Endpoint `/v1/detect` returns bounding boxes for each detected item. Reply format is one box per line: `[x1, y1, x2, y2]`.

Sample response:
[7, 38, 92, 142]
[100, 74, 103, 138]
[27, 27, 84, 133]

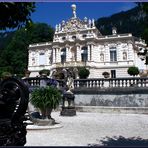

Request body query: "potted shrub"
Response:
[127, 66, 139, 77]
[78, 67, 90, 79]
[102, 72, 110, 78]
[30, 86, 61, 120]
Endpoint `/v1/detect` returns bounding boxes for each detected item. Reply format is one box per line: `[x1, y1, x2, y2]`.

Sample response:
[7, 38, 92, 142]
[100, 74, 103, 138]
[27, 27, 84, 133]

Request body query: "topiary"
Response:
[127, 66, 139, 76]
[78, 67, 90, 79]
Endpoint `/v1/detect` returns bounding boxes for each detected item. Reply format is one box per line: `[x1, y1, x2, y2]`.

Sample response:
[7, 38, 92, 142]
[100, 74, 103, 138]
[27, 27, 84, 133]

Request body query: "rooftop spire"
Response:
[71, 4, 76, 18]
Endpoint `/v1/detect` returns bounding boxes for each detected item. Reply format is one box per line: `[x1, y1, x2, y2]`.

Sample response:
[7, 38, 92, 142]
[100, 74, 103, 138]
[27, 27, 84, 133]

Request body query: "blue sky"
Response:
[31, 2, 136, 28]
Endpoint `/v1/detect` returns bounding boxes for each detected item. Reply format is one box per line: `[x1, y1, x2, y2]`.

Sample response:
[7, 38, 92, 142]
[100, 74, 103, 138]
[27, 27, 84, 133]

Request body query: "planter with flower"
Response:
[29, 80, 62, 125]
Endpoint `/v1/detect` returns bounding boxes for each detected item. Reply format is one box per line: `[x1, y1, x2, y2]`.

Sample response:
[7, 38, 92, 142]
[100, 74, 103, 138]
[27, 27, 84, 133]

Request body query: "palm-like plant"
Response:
[30, 86, 61, 119]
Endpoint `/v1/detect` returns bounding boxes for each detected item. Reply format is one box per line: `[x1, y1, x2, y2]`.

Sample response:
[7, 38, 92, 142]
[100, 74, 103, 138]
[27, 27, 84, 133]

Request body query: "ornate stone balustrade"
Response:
[74, 77, 148, 88]
[23, 77, 148, 90]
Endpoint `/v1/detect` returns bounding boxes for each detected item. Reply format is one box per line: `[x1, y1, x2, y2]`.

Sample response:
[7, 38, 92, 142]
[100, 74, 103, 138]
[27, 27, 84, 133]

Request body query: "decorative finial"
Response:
[92, 19, 95, 27]
[55, 24, 58, 32]
[112, 27, 117, 35]
[62, 20, 65, 26]
[59, 24, 61, 31]
[88, 19, 91, 28]
[71, 4, 76, 18]
[84, 17, 87, 23]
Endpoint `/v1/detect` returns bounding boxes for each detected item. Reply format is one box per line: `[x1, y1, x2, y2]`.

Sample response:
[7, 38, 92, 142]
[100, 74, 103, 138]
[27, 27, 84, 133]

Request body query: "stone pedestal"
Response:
[60, 91, 76, 116]
[60, 107, 76, 116]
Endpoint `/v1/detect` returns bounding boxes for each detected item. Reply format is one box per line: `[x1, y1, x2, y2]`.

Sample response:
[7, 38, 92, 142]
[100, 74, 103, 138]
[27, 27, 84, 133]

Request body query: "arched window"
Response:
[110, 47, 117, 62]
[61, 48, 66, 64]
[81, 46, 88, 62]
[39, 52, 45, 65]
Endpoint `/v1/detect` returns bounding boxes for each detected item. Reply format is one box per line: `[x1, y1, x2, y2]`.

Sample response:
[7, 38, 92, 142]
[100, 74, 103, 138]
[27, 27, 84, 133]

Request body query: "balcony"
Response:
[54, 61, 87, 68]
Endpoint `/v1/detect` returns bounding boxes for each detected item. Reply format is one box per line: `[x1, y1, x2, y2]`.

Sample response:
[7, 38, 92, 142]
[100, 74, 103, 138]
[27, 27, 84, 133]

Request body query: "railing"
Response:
[23, 77, 65, 91]
[23, 77, 148, 90]
[74, 77, 148, 88]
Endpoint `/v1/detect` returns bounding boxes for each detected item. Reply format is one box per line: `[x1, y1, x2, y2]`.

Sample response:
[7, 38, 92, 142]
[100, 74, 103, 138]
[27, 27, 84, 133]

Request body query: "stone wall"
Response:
[73, 87, 148, 113]
[75, 94, 148, 107]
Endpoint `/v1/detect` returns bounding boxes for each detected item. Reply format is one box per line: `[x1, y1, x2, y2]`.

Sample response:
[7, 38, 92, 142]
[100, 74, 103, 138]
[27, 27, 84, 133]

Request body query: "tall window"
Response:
[81, 46, 88, 62]
[61, 48, 66, 64]
[111, 70, 116, 78]
[110, 47, 117, 62]
[39, 53, 46, 65]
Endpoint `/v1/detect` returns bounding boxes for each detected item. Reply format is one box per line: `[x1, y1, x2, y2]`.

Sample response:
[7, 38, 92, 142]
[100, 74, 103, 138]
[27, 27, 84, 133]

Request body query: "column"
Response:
[53, 48, 56, 63]
[76, 45, 81, 61]
[87, 44, 90, 61]
[128, 43, 134, 61]
[56, 48, 61, 63]
[90, 44, 93, 61]
[66, 46, 70, 62]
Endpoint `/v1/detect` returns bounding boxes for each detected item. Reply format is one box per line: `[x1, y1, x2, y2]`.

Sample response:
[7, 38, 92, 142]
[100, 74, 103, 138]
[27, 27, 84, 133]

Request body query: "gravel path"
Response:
[25, 111, 148, 146]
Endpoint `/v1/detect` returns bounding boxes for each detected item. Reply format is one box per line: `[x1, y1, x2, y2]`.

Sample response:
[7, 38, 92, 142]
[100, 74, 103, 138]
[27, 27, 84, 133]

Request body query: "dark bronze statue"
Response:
[0, 77, 29, 146]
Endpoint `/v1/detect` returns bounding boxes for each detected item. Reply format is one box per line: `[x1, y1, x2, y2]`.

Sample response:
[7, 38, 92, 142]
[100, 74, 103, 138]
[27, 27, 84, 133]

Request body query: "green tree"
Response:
[0, 2, 35, 30]
[1, 23, 54, 75]
[137, 3, 148, 44]
[95, 6, 145, 37]
[78, 67, 90, 79]
[127, 66, 140, 77]
[27, 23, 54, 43]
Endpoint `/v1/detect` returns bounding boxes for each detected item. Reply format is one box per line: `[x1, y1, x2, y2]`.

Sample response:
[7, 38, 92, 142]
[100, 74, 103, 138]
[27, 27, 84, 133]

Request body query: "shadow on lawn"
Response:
[88, 136, 148, 147]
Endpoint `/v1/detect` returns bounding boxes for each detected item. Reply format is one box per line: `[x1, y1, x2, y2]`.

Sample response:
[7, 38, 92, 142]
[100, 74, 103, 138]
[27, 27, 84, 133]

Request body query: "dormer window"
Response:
[72, 36, 76, 40]
[62, 36, 66, 40]
[112, 27, 117, 35]
[82, 34, 87, 38]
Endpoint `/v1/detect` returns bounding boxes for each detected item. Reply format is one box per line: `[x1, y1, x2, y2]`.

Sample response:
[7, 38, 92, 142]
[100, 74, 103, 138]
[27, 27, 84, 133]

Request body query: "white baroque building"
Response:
[28, 4, 147, 78]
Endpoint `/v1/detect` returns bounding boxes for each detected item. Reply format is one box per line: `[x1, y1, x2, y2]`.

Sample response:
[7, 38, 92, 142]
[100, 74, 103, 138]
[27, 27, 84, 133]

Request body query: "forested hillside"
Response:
[0, 23, 54, 77]
[95, 6, 146, 37]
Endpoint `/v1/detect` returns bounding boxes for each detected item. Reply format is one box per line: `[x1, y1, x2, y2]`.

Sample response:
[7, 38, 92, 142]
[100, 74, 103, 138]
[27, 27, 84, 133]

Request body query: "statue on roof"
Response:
[71, 4, 77, 18]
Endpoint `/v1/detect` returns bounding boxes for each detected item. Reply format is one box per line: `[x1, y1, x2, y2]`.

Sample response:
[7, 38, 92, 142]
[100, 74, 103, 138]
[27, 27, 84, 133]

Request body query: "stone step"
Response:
[75, 106, 148, 114]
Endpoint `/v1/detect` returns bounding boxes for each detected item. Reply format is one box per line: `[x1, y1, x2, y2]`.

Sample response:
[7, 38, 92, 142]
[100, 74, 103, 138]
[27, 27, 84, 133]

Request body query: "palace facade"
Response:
[28, 4, 147, 78]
